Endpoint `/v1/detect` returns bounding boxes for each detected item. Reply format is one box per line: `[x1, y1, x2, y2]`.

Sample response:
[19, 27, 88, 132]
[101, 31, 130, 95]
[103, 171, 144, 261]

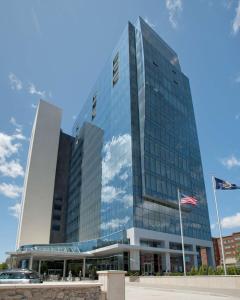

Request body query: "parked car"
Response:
[0, 269, 42, 284]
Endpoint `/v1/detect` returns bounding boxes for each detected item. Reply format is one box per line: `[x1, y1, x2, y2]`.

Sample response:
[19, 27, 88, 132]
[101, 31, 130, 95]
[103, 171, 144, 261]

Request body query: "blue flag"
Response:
[214, 177, 240, 190]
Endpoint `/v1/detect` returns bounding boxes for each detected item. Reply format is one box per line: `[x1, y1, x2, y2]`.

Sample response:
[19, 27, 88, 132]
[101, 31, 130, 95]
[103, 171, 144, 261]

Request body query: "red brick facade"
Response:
[212, 232, 240, 266]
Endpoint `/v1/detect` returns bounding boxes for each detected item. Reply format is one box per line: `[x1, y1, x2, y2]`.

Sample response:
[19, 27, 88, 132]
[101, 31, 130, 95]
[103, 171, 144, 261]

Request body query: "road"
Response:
[126, 282, 240, 300]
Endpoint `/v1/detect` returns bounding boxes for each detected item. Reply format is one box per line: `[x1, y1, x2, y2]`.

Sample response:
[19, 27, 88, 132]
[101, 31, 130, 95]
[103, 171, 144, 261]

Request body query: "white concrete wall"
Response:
[17, 100, 62, 248]
[126, 276, 240, 290]
[127, 227, 215, 268]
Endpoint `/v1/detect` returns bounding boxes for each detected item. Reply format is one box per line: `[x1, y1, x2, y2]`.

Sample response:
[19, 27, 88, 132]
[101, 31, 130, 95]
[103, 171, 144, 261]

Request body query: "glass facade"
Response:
[133, 19, 211, 241]
[65, 17, 211, 244]
[66, 25, 134, 242]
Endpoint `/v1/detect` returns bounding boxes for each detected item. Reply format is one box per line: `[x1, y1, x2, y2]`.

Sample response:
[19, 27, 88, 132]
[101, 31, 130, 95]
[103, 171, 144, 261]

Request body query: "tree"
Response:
[0, 262, 8, 270]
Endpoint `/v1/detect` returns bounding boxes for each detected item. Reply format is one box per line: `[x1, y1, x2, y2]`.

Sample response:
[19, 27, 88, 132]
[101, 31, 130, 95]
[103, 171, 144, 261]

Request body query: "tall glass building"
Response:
[14, 17, 214, 275]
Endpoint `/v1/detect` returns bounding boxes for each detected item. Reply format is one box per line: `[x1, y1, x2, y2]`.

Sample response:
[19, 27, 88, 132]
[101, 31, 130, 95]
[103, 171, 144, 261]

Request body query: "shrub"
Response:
[227, 266, 237, 275]
[189, 267, 198, 275]
[215, 266, 224, 275]
[126, 271, 140, 276]
[0, 263, 8, 270]
[168, 272, 183, 276]
[207, 266, 215, 275]
[198, 265, 208, 275]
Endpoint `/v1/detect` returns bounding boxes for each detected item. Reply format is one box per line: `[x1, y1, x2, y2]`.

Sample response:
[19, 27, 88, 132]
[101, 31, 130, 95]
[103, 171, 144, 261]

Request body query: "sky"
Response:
[0, 0, 240, 262]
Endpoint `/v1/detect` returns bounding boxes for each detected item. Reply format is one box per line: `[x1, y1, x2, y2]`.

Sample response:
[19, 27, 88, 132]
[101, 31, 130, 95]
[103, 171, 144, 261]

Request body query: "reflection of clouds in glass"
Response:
[120, 171, 129, 181]
[102, 185, 124, 203]
[101, 216, 130, 230]
[121, 194, 132, 208]
[101, 133, 133, 209]
[102, 134, 132, 185]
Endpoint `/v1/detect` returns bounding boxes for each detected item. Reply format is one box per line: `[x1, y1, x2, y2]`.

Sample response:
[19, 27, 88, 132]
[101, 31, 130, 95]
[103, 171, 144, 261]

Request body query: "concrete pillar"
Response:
[97, 271, 126, 300]
[29, 256, 33, 270]
[82, 258, 86, 279]
[38, 260, 42, 275]
[165, 253, 171, 272]
[193, 245, 198, 268]
[193, 254, 198, 268]
[162, 241, 171, 273]
[130, 250, 140, 271]
[207, 246, 215, 267]
[161, 252, 171, 272]
[63, 260, 67, 279]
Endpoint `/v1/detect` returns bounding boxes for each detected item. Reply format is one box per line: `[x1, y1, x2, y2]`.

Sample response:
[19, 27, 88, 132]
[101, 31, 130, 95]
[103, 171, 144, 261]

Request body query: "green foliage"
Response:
[189, 267, 198, 275]
[126, 265, 240, 277]
[0, 263, 8, 270]
[207, 266, 215, 275]
[236, 246, 240, 263]
[227, 266, 237, 275]
[198, 265, 208, 275]
[126, 271, 140, 276]
[215, 266, 224, 275]
[168, 272, 183, 276]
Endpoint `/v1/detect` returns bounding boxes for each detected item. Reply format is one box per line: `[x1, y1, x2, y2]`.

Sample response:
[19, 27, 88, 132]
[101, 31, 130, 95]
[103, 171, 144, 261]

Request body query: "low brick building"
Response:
[212, 232, 240, 266]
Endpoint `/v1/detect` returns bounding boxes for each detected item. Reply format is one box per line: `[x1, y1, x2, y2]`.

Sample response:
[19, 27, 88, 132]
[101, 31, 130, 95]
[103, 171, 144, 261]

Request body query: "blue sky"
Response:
[0, 0, 240, 261]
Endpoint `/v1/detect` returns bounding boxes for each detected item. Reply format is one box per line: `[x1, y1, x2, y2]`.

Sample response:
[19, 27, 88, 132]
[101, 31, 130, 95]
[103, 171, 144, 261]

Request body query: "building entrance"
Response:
[144, 263, 153, 275]
[140, 253, 162, 275]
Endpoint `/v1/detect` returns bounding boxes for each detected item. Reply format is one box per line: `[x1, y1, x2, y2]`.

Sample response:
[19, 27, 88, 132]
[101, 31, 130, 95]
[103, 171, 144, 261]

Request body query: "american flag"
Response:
[180, 194, 198, 206]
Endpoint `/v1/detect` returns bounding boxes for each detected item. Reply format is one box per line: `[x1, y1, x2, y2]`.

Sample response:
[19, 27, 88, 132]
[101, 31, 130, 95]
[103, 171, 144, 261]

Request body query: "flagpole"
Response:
[178, 189, 186, 276]
[211, 176, 227, 276]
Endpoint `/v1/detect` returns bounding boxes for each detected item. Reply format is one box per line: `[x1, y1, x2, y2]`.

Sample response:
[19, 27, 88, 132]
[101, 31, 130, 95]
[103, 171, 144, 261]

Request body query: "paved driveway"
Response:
[126, 282, 240, 300]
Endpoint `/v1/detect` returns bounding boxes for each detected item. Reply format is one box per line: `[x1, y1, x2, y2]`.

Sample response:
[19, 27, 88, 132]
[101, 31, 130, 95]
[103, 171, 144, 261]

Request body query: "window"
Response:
[112, 52, 119, 86]
[52, 224, 60, 231]
[54, 197, 62, 202]
[54, 204, 62, 211]
[52, 214, 61, 221]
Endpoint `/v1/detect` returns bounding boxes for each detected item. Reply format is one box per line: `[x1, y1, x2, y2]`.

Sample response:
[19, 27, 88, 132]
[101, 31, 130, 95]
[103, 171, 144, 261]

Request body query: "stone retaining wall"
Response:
[0, 282, 102, 300]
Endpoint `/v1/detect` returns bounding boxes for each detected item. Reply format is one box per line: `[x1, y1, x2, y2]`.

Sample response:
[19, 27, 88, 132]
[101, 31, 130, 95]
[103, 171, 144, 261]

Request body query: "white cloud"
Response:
[102, 134, 132, 185]
[221, 155, 240, 169]
[0, 131, 25, 178]
[0, 160, 24, 178]
[0, 183, 22, 199]
[221, 212, 240, 229]
[31, 103, 37, 109]
[9, 73, 23, 91]
[165, 0, 183, 29]
[28, 83, 46, 98]
[232, 0, 240, 35]
[0, 132, 21, 160]
[10, 117, 22, 130]
[101, 216, 130, 231]
[9, 202, 21, 219]
[144, 17, 156, 28]
[223, 0, 234, 10]
[31, 8, 41, 36]
[235, 74, 240, 83]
